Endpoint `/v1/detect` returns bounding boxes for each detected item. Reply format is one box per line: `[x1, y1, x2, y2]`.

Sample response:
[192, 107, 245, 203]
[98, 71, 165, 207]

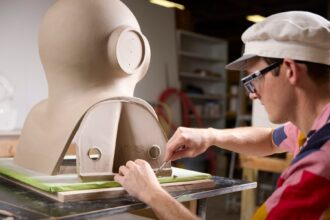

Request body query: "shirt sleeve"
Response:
[272, 122, 300, 155]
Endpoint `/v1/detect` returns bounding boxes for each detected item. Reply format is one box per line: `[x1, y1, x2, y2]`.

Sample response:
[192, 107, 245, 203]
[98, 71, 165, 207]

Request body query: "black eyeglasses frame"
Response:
[241, 62, 281, 94]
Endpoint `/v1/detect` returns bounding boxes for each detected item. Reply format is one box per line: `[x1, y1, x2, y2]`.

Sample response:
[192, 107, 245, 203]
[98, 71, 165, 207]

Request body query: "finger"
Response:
[167, 128, 182, 146]
[135, 159, 147, 165]
[167, 131, 177, 144]
[126, 160, 136, 168]
[118, 165, 129, 176]
[170, 128, 188, 147]
[170, 148, 190, 161]
[164, 145, 180, 161]
[114, 174, 124, 184]
[165, 141, 186, 161]
[163, 148, 172, 162]
[135, 160, 153, 171]
[176, 145, 186, 152]
[165, 135, 183, 161]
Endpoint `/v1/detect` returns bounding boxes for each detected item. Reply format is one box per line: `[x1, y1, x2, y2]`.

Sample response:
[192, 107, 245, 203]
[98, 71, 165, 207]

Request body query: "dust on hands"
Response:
[114, 159, 163, 203]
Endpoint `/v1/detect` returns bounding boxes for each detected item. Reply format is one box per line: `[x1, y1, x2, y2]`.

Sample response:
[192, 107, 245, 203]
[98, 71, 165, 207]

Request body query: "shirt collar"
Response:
[308, 102, 330, 137]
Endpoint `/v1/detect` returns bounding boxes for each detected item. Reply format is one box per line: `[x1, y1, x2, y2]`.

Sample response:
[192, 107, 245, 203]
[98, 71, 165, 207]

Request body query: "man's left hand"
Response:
[114, 159, 164, 203]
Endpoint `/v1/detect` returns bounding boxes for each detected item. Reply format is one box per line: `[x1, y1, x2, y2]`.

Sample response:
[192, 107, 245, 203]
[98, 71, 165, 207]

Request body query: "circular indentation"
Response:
[117, 30, 145, 73]
[149, 145, 161, 159]
[87, 147, 102, 161]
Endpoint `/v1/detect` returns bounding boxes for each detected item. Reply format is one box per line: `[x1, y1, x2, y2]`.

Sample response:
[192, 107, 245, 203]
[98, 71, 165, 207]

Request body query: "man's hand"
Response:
[114, 159, 200, 220]
[164, 127, 213, 162]
[114, 159, 165, 203]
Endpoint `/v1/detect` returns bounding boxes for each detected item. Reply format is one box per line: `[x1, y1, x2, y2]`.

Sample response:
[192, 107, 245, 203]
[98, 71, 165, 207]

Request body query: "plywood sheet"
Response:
[0, 158, 214, 202]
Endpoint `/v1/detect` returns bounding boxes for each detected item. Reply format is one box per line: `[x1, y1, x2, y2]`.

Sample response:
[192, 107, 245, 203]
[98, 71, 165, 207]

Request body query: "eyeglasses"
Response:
[241, 62, 281, 94]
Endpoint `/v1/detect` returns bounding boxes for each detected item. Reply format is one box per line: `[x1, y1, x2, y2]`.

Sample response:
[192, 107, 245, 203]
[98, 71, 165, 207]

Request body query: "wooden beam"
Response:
[57, 179, 215, 202]
[241, 168, 258, 220]
[239, 155, 290, 174]
[239, 153, 293, 220]
[0, 139, 18, 157]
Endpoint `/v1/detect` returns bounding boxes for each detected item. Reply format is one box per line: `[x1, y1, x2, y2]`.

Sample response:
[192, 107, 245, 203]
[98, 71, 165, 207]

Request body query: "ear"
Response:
[283, 58, 300, 85]
[107, 25, 150, 77]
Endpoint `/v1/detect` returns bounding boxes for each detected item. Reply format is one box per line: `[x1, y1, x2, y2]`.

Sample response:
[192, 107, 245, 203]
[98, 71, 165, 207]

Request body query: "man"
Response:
[114, 11, 330, 219]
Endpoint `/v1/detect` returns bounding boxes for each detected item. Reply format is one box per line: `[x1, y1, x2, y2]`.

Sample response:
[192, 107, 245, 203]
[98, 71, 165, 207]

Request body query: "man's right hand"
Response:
[164, 127, 213, 162]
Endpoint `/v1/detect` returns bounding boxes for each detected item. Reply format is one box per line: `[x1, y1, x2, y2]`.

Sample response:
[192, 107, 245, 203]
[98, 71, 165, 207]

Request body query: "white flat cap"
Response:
[226, 11, 330, 70]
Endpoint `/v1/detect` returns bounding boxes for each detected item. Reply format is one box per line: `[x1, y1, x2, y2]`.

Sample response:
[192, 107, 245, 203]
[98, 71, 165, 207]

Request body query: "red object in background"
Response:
[157, 88, 217, 175]
[158, 88, 204, 128]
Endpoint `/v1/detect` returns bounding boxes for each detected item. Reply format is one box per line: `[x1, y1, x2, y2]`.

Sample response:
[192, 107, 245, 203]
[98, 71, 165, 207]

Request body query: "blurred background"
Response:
[0, 1, 328, 219]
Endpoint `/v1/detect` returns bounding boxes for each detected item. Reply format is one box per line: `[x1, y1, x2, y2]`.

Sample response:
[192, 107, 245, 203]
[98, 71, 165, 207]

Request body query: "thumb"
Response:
[164, 149, 172, 162]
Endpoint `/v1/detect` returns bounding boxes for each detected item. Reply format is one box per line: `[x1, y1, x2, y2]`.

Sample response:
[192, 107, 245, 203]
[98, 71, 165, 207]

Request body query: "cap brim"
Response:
[226, 54, 257, 70]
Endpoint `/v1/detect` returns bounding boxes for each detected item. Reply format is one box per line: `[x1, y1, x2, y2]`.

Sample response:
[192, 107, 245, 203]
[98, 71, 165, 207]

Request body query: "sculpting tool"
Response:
[156, 145, 186, 175]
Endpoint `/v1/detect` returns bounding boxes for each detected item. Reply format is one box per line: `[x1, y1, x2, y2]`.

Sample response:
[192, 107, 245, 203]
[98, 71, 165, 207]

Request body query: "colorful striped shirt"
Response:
[253, 103, 330, 220]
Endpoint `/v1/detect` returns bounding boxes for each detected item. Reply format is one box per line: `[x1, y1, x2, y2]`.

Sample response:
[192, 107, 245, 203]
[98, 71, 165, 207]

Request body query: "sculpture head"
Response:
[39, 0, 150, 101]
[14, 0, 152, 174]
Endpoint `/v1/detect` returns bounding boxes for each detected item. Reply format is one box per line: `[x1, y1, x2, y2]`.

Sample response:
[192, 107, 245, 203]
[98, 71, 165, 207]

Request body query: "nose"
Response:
[249, 92, 259, 100]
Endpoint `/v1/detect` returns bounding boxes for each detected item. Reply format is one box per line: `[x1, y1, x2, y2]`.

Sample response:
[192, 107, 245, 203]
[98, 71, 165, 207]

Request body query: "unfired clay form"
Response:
[14, 0, 171, 178]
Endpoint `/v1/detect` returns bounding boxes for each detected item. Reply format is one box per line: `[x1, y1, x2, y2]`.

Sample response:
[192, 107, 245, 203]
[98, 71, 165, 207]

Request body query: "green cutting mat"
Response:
[0, 158, 211, 193]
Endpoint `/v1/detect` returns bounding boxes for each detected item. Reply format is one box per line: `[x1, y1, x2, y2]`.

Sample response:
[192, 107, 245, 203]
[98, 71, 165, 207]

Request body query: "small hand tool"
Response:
[155, 160, 169, 175]
[155, 145, 186, 175]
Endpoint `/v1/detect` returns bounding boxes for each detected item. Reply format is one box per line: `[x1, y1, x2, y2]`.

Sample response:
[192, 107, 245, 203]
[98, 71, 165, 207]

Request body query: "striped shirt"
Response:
[253, 102, 330, 220]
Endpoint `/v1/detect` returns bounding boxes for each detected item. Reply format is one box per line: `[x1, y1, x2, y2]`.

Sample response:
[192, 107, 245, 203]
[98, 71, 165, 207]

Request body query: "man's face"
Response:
[242, 60, 281, 95]
[244, 58, 292, 124]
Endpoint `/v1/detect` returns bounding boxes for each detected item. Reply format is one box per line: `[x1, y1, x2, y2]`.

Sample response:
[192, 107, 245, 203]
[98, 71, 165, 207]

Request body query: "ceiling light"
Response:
[149, 0, 185, 10]
[246, 15, 266, 23]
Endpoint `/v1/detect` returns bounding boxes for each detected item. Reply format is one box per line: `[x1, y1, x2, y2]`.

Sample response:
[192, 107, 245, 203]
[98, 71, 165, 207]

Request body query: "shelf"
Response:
[177, 30, 227, 128]
[179, 51, 225, 62]
[179, 72, 223, 81]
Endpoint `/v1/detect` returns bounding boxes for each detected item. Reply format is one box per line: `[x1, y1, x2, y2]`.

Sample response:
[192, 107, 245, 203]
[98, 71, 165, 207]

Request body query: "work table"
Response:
[0, 175, 256, 219]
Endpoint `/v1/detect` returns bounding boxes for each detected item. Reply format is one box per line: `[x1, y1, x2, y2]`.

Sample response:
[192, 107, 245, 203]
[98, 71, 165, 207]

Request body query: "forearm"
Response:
[207, 127, 283, 156]
[145, 189, 200, 220]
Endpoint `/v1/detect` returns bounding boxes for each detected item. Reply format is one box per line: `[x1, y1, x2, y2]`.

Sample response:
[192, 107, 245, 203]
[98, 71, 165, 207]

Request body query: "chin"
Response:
[267, 113, 285, 125]
[270, 117, 288, 125]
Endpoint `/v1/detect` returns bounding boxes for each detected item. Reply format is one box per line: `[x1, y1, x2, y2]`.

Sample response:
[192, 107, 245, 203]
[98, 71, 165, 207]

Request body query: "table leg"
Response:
[197, 198, 207, 219]
[241, 168, 258, 220]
